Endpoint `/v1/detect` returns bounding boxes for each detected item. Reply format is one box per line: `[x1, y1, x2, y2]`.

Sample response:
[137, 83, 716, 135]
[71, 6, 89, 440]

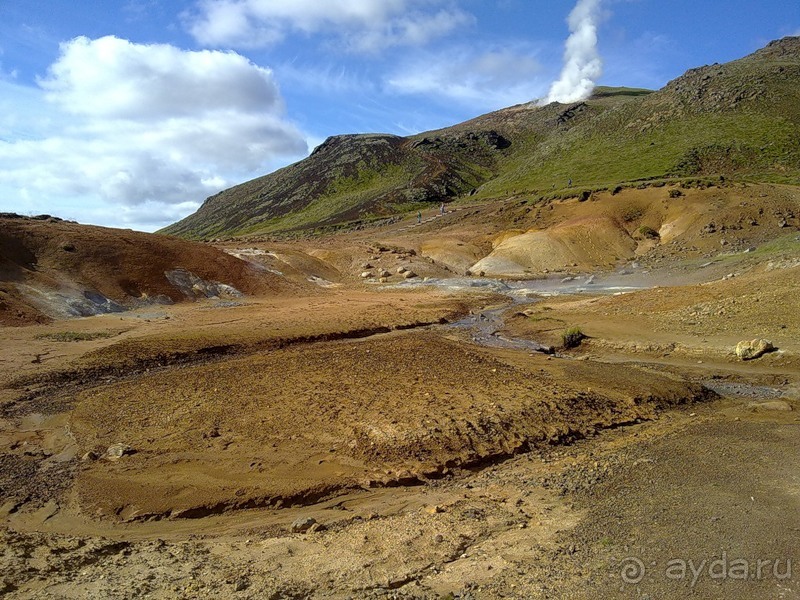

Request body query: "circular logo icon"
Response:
[621, 557, 646, 584]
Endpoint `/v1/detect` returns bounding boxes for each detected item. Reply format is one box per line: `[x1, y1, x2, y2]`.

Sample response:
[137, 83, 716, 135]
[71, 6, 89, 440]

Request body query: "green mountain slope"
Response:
[162, 37, 800, 240]
[161, 131, 508, 239]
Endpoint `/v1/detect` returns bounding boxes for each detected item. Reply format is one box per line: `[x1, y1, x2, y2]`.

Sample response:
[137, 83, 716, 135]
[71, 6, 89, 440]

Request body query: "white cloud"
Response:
[276, 62, 376, 96]
[185, 0, 474, 53]
[386, 46, 547, 110]
[39, 36, 285, 120]
[0, 36, 307, 231]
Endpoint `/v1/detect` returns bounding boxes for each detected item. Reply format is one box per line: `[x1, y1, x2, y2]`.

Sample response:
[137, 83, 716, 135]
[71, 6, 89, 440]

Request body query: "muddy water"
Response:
[395, 271, 655, 351]
[395, 272, 790, 402]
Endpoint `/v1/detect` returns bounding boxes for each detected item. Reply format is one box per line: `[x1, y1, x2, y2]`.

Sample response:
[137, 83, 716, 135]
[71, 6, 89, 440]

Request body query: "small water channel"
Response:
[394, 271, 656, 352]
[395, 271, 789, 400]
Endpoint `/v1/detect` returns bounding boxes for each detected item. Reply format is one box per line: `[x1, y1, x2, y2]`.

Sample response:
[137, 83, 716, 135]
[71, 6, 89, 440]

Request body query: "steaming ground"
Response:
[545, 0, 604, 104]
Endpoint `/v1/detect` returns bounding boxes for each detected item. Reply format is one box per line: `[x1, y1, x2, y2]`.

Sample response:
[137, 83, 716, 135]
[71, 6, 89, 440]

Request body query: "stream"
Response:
[395, 271, 655, 352]
[395, 271, 788, 400]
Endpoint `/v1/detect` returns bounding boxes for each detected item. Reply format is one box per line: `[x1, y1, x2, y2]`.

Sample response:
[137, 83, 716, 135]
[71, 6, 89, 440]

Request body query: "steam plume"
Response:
[546, 0, 603, 104]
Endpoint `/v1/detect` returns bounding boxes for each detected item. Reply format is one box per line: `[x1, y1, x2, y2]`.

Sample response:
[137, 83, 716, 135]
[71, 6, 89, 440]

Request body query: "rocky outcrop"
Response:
[290, 517, 316, 533]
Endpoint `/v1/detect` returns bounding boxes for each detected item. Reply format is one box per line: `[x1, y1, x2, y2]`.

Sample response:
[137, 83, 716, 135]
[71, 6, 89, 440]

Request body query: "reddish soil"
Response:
[0, 215, 305, 326]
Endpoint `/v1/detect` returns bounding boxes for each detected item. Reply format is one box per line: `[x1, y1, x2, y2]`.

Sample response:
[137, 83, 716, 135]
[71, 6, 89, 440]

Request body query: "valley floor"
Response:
[1, 187, 799, 599]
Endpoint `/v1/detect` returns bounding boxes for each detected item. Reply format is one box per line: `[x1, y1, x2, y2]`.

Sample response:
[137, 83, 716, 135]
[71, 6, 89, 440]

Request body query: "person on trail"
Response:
[417, 211, 422, 224]
[568, 178, 572, 187]
[440, 202, 445, 215]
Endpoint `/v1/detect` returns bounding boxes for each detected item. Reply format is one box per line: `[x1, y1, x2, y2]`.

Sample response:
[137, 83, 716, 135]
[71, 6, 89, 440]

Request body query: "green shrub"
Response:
[562, 326, 586, 349]
[638, 225, 660, 239]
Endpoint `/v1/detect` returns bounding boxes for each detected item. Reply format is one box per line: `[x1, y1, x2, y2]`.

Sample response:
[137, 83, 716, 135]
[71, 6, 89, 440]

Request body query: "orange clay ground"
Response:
[1, 184, 799, 599]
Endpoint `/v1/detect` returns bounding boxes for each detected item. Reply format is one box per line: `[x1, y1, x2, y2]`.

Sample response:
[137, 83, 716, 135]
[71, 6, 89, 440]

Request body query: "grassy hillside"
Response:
[478, 41, 800, 196]
[162, 36, 800, 240]
[162, 132, 505, 239]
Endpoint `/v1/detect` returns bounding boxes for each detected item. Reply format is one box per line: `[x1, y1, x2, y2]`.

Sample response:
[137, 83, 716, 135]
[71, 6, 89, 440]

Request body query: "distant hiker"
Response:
[568, 178, 573, 187]
[440, 202, 445, 215]
[417, 211, 422, 224]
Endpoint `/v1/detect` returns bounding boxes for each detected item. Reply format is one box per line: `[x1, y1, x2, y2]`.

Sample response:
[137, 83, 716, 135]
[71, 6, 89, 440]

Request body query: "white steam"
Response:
[545, 0, 603, 104]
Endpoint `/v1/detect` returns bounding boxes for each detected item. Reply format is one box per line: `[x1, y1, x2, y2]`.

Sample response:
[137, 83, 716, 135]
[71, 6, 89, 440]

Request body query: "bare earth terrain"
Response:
[1, 183, 799, 599]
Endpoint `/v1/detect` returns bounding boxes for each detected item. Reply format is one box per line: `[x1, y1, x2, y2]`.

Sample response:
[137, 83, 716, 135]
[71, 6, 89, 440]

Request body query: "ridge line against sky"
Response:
[0, 0, 798, 232]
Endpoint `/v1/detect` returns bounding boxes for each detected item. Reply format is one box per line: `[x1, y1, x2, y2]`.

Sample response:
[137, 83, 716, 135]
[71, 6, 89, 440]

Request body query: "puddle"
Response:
[449, 305, 554, 352]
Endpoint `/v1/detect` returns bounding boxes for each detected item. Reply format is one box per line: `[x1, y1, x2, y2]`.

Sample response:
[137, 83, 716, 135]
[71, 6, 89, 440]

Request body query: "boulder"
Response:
[403, 271, 418, 279]
[105, 443, 133, 461]
[748, 400, 793, 412]
[380, 270, 391, 278]
[735, 339, 775, 360]
[360, 271, 374, 279]
[290, 517, 317, 533]
[397, 266, 407, 274]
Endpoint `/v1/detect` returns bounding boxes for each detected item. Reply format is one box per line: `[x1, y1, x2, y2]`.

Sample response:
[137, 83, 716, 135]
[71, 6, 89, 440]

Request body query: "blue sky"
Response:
[0, 0, 797, 231]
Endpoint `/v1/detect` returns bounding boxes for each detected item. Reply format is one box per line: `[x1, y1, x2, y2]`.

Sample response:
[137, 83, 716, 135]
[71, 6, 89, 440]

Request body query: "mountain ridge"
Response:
[161, 36, 800, 240]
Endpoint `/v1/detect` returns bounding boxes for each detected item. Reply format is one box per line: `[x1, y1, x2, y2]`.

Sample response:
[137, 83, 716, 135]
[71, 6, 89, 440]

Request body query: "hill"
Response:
[0, 214, 303, 325]
[161, 130, 509, 239]
[162, 37, 800, 240]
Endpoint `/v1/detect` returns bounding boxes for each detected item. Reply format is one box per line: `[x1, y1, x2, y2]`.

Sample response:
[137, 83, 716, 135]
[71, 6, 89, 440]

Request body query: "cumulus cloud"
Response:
[386, 46, 546, 110]
[40, 36, 285, 120]
[185, 0, 473, 53]
[0, 36, 307, 230]
[546, 0, 604, 104]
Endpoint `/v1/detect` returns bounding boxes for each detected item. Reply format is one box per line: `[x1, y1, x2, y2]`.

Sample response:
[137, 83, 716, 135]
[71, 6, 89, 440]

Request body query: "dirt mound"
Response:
[376, 183, 799, 280]
[67, 331, 709, 521]
[420, 237, 486, 274]
[469, 216, 637, 277]
[0, 216, 305, 325]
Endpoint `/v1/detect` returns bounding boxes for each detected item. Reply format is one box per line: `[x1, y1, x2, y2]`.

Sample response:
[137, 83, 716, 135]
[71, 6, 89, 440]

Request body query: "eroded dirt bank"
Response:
[67, 331, 708, 521]
[2, 393, 797, 599]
